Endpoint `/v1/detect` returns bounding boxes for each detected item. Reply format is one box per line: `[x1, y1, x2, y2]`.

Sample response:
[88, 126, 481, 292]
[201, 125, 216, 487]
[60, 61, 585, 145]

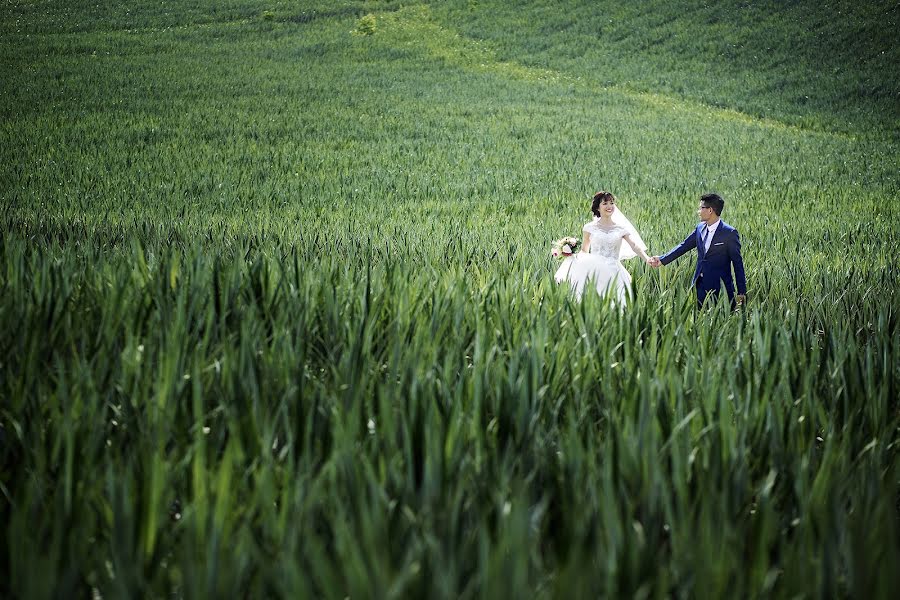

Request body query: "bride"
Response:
[555, 191, 652, 303]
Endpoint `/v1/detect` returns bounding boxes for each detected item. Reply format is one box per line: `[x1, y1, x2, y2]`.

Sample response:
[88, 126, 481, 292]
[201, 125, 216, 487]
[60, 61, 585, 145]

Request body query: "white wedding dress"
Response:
[554, 213, 646, 303]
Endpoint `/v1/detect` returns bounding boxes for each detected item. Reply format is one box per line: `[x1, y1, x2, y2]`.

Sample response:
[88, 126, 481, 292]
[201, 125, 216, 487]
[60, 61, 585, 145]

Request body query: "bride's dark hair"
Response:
[591, 191, 616, 217]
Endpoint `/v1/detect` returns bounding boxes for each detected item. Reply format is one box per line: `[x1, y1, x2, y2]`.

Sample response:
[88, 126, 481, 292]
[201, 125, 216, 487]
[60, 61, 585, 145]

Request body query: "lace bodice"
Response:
[583, 222, 626, 260]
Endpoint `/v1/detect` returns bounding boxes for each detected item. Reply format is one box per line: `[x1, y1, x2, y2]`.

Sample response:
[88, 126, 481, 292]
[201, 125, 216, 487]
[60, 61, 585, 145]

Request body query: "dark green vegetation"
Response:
[432, 0, 900, 136]
[2, 1, 898, 597]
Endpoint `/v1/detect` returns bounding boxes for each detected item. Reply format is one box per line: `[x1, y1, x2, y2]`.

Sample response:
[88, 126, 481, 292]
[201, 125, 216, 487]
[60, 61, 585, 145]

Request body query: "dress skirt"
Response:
[554, 253, 632, 303]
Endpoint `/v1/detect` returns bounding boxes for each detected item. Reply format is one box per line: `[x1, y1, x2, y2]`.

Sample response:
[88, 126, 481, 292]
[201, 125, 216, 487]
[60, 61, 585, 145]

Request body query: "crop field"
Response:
[2, 0, 899, 597]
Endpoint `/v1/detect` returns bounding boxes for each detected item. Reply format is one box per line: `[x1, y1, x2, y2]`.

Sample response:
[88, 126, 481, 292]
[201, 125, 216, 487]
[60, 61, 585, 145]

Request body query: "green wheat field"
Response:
[2, 1, 899, 597]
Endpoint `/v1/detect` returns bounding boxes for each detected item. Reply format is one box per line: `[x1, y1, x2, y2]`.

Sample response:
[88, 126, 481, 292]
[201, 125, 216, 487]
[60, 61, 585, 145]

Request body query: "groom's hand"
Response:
[649, 256, 661, 268]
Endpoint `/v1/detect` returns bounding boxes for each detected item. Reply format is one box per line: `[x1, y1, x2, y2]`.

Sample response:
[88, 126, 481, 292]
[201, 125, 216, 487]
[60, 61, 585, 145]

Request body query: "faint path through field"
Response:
[376, 5, 860, 141]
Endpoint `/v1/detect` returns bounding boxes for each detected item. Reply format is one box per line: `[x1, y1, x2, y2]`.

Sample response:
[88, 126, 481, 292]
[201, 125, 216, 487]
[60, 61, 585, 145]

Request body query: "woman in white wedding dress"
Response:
[555, 191, 652, 303]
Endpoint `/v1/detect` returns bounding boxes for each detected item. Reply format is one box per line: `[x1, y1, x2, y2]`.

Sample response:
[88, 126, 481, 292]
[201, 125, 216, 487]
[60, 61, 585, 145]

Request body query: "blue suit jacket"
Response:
[659, 221, 746, 297]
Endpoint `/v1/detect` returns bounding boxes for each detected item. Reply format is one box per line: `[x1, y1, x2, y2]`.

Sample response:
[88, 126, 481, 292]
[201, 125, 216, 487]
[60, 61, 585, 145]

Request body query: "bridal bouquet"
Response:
[551, 236, 581, 259]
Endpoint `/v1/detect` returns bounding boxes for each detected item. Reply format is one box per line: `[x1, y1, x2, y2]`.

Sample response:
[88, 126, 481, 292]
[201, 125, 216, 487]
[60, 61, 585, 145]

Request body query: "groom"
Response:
[650, 193, 746, 307]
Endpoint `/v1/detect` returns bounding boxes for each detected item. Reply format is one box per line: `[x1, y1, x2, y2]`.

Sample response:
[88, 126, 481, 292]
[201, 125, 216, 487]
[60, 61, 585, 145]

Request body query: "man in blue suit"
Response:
[650, 193, 746, 307]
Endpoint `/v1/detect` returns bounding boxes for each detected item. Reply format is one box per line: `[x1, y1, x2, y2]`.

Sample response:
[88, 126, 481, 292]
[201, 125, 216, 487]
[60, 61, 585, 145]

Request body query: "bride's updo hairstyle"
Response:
[591, 191, 617, 217]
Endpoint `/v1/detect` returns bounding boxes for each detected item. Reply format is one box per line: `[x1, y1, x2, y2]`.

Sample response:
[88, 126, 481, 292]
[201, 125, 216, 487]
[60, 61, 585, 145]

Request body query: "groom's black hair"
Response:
[701, 193, 725, 216]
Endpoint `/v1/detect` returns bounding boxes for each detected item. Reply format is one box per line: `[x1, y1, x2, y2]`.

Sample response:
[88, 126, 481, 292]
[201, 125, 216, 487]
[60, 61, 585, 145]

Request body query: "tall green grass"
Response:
[2, 1, 898, 597]
[431, 0, 900, 137]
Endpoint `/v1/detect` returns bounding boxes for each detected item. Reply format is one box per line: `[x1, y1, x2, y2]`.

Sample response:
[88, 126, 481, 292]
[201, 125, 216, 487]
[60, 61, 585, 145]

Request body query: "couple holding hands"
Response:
[554, 190, 747, 308]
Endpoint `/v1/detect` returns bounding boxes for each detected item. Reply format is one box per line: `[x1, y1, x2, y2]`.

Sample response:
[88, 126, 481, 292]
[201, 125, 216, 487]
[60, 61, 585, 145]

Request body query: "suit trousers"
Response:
[696, 277, 736, 310]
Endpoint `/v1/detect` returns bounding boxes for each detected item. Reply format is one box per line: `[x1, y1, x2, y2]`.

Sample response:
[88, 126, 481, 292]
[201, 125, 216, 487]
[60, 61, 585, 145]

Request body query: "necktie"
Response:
[701, 227, 709, 249]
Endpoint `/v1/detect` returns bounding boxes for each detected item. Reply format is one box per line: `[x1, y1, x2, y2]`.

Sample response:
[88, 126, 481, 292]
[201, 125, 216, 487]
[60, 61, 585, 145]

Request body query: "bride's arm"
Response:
[624, 233, 652, 263]
[581, 231, 591, 253]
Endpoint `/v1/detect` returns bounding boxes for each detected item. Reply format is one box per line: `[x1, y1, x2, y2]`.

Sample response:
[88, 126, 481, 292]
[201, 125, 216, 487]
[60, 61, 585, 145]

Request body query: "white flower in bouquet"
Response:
[551, 236, 581, 259]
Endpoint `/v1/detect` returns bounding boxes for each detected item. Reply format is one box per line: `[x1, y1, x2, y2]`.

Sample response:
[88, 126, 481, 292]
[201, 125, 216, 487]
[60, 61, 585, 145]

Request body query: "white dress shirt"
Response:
[702, 220, 720, 253]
